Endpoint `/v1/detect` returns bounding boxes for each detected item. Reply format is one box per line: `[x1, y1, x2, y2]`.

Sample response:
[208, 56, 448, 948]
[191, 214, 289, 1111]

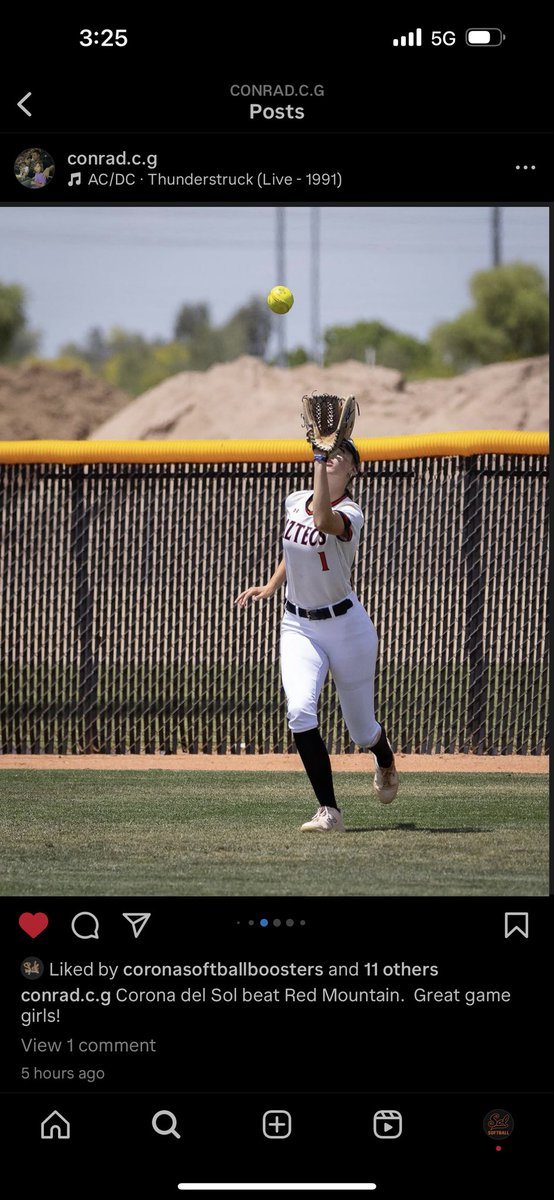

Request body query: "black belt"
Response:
[285, 599, 353, 621]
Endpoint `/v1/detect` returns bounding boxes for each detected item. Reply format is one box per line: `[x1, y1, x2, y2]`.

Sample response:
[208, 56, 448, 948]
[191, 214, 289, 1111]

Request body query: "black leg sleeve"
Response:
[370, 724, 394, 768]
[294, 727, 338, 809]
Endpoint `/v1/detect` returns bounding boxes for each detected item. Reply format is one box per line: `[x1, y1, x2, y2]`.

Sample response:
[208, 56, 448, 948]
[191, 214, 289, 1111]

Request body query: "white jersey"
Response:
[282, 489, 364, 608]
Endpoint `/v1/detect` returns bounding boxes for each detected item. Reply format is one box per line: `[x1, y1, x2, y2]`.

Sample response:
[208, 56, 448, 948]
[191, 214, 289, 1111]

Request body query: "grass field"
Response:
[0, 769, 548, 896]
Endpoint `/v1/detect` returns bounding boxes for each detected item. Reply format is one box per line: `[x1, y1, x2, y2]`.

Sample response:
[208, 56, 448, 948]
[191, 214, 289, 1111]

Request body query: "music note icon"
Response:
[68, 172, 81, 187]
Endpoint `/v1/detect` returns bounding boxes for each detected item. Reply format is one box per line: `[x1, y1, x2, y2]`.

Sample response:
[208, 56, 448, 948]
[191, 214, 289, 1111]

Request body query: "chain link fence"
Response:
[0, 454, 548, 755]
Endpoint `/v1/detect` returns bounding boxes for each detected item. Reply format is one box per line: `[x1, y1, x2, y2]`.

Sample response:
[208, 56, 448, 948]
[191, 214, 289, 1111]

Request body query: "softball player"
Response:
[236, 436, 399, 831]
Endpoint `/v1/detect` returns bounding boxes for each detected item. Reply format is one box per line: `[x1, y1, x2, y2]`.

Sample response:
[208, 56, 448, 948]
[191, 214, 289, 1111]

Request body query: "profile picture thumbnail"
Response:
[14, 148, 55, 190]
[21, 956, 44, 978]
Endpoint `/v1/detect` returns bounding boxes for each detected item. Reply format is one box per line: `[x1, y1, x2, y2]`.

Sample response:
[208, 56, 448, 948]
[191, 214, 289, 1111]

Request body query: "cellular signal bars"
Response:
[392, 29, 422, 46]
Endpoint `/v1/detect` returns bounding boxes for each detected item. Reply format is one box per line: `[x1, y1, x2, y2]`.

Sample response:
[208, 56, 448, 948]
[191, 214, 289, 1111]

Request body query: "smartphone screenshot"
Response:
[1, 20, 550, 1197]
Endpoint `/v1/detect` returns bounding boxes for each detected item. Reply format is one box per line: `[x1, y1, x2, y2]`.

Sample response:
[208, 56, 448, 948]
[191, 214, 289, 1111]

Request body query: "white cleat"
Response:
[301, 806, 345, 832]
[373, 759, 400, 804]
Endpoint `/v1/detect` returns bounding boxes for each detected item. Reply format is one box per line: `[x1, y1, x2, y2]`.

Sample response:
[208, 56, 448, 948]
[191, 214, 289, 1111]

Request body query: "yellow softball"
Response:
[267, 285, 294, 314]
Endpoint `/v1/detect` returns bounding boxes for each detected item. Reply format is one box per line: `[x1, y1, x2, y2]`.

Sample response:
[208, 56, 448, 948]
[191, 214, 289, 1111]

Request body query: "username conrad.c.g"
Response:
[230, 83, 324, 97]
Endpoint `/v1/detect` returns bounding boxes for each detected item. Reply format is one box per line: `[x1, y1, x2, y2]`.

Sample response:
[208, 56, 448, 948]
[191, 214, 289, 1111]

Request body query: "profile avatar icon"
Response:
[21, 956, 44, 978]
[483, 1109, 514, 1139]
[15, 148, 55, 190]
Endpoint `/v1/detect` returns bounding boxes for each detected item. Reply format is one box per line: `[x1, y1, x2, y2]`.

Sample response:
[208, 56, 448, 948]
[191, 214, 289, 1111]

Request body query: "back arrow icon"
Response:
[18, 92, 32, 117]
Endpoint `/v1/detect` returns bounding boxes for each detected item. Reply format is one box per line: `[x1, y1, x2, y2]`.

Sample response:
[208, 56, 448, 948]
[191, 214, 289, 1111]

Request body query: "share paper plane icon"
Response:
[122, 913, 151, 938]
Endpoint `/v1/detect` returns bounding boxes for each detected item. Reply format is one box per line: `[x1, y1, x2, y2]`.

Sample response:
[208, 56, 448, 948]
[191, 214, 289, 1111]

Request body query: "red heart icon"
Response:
[19, 912, 49, 938]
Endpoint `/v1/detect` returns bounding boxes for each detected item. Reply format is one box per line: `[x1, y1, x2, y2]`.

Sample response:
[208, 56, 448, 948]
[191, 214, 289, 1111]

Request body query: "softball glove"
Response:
[301, 392, 358, 458]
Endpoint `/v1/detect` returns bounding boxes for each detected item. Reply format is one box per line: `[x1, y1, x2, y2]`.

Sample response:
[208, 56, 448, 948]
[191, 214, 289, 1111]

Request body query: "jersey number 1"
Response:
[318, 551, 329, 572]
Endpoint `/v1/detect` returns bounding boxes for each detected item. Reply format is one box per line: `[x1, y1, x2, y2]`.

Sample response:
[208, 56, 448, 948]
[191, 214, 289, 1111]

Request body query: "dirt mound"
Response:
[0, 357, 547, 442]
[90, 355, 549, 440]
[0, 365, 131, 440]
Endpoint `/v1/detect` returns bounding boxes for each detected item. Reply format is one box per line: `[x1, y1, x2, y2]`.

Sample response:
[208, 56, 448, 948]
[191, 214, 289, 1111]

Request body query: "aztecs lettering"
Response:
[283, 519, 326, 546]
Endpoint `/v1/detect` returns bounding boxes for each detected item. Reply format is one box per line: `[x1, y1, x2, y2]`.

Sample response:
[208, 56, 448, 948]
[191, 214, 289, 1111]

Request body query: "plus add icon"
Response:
[263, 1110, 292, 1139]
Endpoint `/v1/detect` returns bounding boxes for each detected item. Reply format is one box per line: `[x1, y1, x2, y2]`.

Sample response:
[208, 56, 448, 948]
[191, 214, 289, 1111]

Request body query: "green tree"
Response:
[324, 320, 391, 365]
[221, 296, 271, 358]
[0, 282, 38, 360]
[28, 354, 94, 375]
[186, 327, 229, 370]
[83, 326, 111, 366]
[174, 303, 210, 342]
[5, 326, 41, 360]
[173, 296, 271, 369]
[324, 319, 434, 373]
[100, 328, 190, 394]
[430, 262, 548, 371]
[286, 346, 309, 367]
[60, 326, 111, 367]
[376, 332, 434, 373]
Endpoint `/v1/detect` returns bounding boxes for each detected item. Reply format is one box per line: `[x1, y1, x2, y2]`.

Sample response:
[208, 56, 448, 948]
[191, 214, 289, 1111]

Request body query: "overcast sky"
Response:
[1, 206, 548, 358]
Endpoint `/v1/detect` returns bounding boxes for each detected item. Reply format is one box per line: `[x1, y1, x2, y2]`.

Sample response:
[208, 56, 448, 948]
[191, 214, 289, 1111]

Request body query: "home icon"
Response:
[41, 1110, 71, 1139]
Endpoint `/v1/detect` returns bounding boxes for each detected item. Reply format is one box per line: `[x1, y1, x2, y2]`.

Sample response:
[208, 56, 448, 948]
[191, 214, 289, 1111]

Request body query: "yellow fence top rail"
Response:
[0, 431, 548, 464]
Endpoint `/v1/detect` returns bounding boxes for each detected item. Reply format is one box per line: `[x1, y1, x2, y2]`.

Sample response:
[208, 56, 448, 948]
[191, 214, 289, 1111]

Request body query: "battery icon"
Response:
[466, 28, 505, 45]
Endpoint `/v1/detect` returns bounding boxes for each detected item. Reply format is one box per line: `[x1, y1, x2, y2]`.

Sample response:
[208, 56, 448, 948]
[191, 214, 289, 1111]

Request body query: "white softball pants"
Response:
[280, 591, 382, 748]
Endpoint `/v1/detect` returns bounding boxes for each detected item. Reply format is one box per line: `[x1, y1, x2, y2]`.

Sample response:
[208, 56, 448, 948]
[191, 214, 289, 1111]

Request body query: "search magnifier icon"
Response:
[152, 1110, 181, 1139]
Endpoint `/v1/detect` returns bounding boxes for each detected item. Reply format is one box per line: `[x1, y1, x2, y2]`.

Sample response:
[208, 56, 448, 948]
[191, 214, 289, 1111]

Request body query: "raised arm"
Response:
[311, 458, 347, 536]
